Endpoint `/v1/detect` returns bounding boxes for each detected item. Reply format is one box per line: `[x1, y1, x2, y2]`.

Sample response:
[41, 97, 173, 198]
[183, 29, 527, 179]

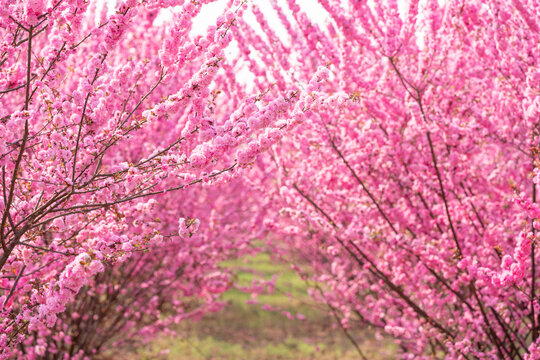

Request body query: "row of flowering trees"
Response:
[258, 0, 540, 358]
[0, 0, 280, 357]
[1, 0, 539, 358]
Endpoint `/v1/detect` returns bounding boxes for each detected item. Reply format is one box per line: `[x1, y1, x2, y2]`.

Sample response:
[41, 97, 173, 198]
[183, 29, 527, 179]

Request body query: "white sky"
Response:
[189, 0, 330, 37]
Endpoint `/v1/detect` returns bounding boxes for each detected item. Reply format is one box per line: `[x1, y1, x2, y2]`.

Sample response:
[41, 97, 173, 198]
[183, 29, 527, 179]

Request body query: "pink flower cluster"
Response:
[29, 254, 103, 330]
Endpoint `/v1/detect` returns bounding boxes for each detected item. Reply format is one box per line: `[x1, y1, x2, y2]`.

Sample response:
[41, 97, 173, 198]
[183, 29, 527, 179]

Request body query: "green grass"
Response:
[117, 251, 397, 359]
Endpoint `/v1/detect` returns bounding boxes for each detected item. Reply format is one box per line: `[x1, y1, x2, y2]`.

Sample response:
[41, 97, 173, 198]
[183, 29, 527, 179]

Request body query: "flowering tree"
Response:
[253, 0, 540, 358]
[0, 0, 304, 357]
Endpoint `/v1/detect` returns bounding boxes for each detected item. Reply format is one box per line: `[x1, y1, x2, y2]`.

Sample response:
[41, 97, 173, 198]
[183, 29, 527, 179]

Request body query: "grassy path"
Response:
[127, 252, 397, 359]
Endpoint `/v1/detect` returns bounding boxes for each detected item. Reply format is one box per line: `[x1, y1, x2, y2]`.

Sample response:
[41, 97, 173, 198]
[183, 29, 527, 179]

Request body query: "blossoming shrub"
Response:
[254, 0, 540, 358]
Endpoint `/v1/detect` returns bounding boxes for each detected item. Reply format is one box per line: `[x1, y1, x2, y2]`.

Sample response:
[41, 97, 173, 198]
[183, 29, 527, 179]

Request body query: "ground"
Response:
[122, 251, 398, 359]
